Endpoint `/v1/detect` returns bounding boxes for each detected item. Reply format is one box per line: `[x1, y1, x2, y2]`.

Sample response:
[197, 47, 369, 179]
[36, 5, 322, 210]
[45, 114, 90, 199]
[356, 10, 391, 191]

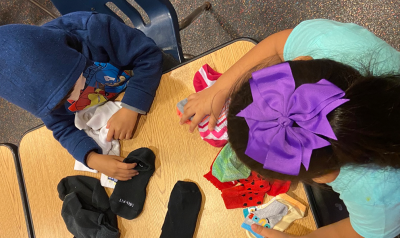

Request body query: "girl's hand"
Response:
[106, 107, 138, 141]
[86, 152, 139, 181]
[251, 224, 297, 238]
[179, 30, 291, 133]
[180, 85, 229, 132]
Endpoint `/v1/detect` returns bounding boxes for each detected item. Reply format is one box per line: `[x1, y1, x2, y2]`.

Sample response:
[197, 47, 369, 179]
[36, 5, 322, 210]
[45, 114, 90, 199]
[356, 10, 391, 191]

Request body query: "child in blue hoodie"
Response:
[0, 11, 163, 180]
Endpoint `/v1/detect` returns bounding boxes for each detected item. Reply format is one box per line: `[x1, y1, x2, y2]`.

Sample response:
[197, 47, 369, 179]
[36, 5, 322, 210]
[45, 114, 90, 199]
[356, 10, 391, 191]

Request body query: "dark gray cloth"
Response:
[162, 51, 180, 72]
[160, 181, 202, 238]
[110, 147, 156, 220]
[58, 176, 120, 238]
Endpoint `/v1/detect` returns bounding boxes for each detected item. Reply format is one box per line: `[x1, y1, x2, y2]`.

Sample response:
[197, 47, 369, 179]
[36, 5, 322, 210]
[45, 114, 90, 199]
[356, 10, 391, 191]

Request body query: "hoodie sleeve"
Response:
[41, 106, 102, 165]
[45, 12, 163, 113]
[84, 13, 163, 112]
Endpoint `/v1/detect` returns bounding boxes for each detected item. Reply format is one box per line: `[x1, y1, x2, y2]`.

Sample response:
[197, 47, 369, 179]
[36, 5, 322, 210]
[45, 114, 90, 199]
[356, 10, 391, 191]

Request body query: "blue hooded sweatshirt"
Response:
[0, 12, 162, 164]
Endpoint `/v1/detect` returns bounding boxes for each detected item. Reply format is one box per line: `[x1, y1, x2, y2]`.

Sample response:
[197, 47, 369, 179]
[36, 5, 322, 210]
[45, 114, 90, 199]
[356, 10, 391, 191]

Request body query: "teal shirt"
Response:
[284, 19, 400, 75]
[328, 166, 400, 238]
[284, 19, 400, 238]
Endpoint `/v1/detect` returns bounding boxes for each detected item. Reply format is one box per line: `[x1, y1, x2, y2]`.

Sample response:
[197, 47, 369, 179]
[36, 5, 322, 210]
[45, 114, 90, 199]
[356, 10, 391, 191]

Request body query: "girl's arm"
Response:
[45, 12, 163, 142]
[251, 218, 363, 238]
[302, 218, 363, 238]
[180, 29, 293, 132]
[44, 12, 163, 113]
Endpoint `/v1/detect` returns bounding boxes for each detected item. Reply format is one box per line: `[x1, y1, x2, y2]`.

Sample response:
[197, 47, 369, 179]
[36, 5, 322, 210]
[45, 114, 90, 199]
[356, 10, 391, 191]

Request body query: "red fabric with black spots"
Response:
[221, 172, 270, 209]
[204, 160, 292, 209]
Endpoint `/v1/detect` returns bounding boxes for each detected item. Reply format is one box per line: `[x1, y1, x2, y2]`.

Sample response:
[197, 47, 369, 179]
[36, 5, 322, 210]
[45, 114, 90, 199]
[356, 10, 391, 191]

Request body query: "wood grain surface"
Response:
[0, 146, 29, 238]
[19, 40, 316, 238]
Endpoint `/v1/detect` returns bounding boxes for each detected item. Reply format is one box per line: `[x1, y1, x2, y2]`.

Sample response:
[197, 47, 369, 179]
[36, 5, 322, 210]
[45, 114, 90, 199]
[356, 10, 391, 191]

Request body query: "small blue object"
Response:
[243, 207, 250, 218]
[51, 0, 183, 63]
[242, 207, 272, 237]
[84, 62, 131, 93]
[241, 223, 264, 238]
[248, 213, 271, 228]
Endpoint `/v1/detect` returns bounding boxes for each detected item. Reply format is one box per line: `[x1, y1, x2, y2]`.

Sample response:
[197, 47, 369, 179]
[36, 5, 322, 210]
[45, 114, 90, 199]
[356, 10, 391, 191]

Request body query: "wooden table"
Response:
[0, 145, 29, 238]
[19, 40, 316, 238]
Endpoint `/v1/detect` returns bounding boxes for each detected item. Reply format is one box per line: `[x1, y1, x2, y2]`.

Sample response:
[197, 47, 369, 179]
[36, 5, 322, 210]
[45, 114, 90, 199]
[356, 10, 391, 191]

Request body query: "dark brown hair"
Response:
[227, 59, 400, 183]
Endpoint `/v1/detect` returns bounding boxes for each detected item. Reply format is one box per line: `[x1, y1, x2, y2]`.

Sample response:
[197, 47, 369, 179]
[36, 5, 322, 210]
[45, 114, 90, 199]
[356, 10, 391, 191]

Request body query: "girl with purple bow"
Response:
[180, 20, 400, 238]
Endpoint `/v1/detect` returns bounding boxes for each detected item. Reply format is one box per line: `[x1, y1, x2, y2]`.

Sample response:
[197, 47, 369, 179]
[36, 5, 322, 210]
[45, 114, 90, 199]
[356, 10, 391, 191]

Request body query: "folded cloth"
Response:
[212, 143, 251, 182]
[177, 64, 229, 147]
[242, 200, 288, 230]
[58, 176, 120, 238]
[204, 149, 240, 190]
[267, 180, 291, 197]
[272, 194, 306, 231]
[206, 167, 290, 209]
[205, 151, 291, 209]
[195, 64, 229, 147]
[75, 101, 121, 156]
[243, 193, 306, 238]
[74, 101, 122, 188]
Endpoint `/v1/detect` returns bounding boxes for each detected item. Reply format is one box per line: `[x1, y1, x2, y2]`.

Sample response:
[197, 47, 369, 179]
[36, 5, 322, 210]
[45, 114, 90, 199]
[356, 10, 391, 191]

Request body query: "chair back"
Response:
[51, 0, 183, 62]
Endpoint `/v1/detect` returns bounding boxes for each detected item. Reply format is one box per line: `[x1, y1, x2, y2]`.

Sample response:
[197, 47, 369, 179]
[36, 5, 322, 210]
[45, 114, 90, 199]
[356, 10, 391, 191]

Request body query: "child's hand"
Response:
[86, 152, 138, 181]
[251, 224, 297, 238]
[106, 107, 139, 142]
[180, 85, 228, 133]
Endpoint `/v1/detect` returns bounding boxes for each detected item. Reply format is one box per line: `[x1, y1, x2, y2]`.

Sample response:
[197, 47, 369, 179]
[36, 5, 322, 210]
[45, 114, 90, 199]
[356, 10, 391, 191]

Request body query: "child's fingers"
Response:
[117, 162, 137, 170]
[251, 224, 271, 236]
[125, 170, 139, 177]
[125, 131, 133, 140]
[118, 169, 138, 177]
[180, 106, 195, 125]
[115, 170, 139, 181]
[118, 131, 126, 140]
[107, 127, 115, 142]
[208, 114, 218, 131]
[251, 224, 290, 238]
[114, 175, 132, 181]
[113, 130, 121, 140]
[189, 114, 204, 132]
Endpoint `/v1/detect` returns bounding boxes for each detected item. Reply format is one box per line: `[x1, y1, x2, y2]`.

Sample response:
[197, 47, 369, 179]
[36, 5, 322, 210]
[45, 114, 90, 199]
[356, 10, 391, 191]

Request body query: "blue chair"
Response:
[50, 0, 211, 65]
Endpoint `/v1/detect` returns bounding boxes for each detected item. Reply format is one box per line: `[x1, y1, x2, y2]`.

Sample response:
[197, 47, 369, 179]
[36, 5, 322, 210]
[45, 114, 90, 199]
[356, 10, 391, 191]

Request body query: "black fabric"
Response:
[304, 183, 349, 228]
[160, 181, 202, 238]
[161, 51, 180, 72]
[57, 176, 119, 238]
[110, 147, 156, 220]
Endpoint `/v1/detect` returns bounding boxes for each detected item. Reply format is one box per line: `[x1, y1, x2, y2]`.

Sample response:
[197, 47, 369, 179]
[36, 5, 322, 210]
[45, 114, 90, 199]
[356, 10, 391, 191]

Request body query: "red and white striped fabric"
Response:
[194, 64, 229, 147]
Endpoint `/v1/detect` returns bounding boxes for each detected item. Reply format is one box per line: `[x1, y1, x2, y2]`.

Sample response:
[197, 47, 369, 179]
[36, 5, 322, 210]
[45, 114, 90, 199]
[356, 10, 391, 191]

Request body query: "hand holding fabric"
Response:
[86, 152, 138, 181]
[251, 224, 297, 238]
[106, 107, 138, 141]
[180, 85, 229, 133]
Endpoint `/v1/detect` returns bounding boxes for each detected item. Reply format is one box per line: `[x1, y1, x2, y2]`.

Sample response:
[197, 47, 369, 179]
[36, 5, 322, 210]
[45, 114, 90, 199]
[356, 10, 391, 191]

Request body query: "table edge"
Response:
[164, 37, 258, 73]
[0, 143, 35, 238]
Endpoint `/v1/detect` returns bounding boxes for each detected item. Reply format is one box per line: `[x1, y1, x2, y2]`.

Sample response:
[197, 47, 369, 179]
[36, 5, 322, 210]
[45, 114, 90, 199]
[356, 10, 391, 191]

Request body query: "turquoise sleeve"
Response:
[283, 19, 400, 75]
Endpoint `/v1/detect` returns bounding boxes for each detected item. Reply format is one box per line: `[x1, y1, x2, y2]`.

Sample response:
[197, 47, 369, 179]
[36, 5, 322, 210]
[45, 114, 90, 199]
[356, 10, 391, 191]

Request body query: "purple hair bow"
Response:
[236, 62, 348, 176]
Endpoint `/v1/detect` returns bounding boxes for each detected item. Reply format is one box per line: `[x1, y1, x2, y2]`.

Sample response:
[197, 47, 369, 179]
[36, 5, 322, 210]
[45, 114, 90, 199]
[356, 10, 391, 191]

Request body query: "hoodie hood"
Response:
[0, 24, 87, 118]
